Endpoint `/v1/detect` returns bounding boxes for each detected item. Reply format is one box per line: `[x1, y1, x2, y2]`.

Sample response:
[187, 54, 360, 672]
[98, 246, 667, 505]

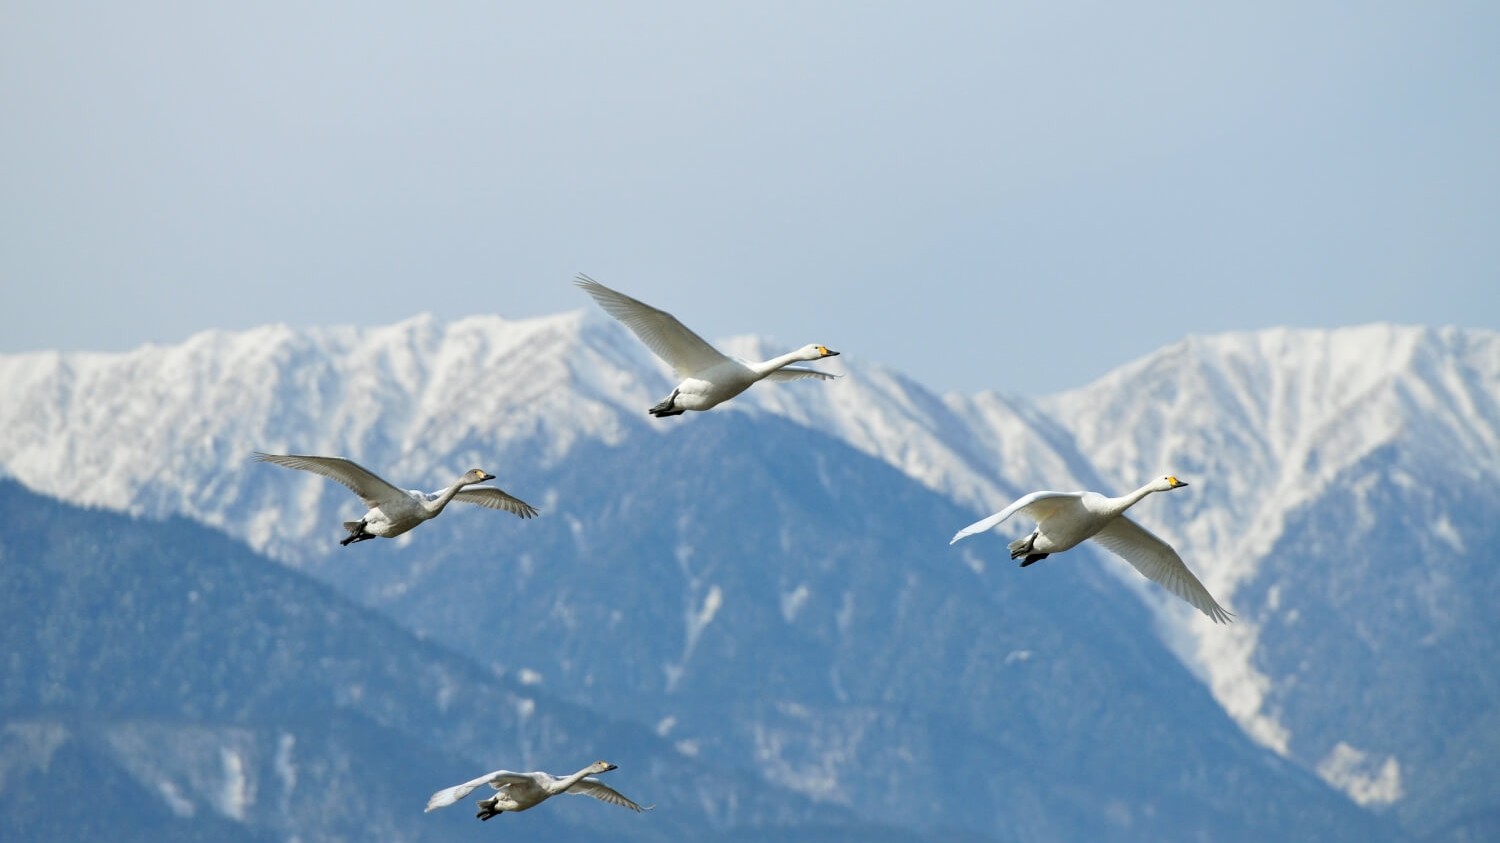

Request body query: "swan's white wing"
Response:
[1090, 516, 1234, 624]
[253, 453, 407, 509]
[566, 778, 653, 812]
[574, 274, 728, 377]
[425, 770, 527, 812]
[762, 366, 840, 383]
[949, 491, 1078, 544]
[452, 487, 540, 519]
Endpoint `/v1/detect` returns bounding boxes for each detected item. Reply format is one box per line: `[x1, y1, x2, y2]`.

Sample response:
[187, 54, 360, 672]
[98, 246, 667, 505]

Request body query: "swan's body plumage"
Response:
[574, 274, 840, 416]
[951, 476, 1232, 623]
[253, 453, 537, 545]
[425, 761, 650, 821]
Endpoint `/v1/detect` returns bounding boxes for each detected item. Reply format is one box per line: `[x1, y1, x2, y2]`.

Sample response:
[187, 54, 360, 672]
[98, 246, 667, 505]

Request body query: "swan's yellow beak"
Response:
[817, 346, 840, 357]
[1167, 476, 1188, 488]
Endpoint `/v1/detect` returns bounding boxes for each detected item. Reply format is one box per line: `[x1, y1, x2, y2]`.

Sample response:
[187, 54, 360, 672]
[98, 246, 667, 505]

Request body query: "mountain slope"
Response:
[0, 480, 954, 843]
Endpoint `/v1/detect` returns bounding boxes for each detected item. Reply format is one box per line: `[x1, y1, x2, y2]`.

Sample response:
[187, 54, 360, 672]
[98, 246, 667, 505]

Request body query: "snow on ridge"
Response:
[1, 317, 1491, 562]
[0, 309, 638, 557]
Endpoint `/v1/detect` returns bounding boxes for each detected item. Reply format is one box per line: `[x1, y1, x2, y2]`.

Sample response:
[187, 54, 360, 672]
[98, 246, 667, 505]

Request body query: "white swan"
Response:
[252, 452, 537, 546]
[425, 760, 652, 820]
[950, 476, 1233, 623]
[574, 273, 841, 417]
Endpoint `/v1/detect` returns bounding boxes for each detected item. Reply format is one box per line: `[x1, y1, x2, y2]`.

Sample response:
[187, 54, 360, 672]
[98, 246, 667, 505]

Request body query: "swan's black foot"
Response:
[340, 529, 374, 547]
[1008, 532, 1038, 560]
[1019, 553, 1049, 567]
[477, 808, 502, 821]
[648, 390, 685, 418]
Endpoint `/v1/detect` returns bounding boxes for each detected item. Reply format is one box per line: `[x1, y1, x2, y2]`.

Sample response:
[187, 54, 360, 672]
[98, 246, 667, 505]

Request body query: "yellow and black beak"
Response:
[819, 346, 840, 357]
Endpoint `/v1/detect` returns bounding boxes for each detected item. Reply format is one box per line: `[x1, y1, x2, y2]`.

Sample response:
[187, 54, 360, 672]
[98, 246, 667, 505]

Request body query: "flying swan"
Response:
[950, 476, 1233, 623]
[574, 273, 841, 417]
[425, 760, 652, 820]
[252, 452, 537, 545]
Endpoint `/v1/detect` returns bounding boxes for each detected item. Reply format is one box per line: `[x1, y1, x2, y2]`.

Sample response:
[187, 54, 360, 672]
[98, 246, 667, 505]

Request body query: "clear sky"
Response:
[3, 2, 1496, 396]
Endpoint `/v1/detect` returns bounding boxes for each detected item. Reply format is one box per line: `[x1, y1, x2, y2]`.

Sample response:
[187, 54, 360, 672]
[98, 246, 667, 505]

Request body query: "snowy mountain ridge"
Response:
[1, 313, 1496, 828]
[1038, 324, 1500, 762]
[0, 309, 1067, 546]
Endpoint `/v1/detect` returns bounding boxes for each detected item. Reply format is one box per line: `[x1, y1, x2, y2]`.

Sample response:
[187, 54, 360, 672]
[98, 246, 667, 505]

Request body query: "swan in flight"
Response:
[425, 760, 652, 820]
[950, 476, 1233, 623]
[574, 273, 840, 417]
[252, 452, 537, 546]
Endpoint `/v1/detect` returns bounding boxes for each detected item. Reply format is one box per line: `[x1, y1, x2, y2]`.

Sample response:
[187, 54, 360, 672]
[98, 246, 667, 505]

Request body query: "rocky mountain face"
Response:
[2, 313, 1495, 841]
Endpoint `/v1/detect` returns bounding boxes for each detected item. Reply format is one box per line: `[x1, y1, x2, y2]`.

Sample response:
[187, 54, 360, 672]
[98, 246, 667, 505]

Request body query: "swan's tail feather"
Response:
[342, 521, 362, 535]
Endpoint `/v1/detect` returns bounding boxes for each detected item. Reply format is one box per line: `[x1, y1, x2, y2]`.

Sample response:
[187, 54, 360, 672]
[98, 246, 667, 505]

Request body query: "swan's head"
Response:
[463, 468, 496, 483]
[801, 344, 840, 360]
[588, 760, 618, 774]
[1156, 475, 1189, 491]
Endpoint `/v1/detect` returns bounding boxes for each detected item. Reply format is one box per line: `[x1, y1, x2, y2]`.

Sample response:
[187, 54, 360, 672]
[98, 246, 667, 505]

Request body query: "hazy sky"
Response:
[3, 2, 1496, 395]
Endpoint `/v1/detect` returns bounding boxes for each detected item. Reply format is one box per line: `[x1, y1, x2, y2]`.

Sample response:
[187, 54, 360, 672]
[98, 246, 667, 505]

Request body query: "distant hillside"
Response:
[0, 480, 950, 843]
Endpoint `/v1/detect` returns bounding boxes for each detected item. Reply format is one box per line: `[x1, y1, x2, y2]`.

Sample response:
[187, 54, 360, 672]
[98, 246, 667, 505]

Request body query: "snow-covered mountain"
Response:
[1, 313, 1495, 841]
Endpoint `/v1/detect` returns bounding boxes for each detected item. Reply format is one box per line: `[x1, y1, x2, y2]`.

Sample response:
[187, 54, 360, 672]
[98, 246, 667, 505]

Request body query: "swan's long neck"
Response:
[552, 766, 598, 794]
[1106, 482, 1160, 517]
[422, 478, 472, 516]
[749, 348, 815, 377]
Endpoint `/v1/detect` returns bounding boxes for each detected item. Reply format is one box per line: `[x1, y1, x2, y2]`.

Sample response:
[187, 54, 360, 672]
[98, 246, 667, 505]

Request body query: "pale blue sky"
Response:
[3, 2, 1496, 395]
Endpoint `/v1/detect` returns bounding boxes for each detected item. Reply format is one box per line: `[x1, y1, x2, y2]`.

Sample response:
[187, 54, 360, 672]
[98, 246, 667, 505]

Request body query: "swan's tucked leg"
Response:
[339, 520, 373, 546]
[476, 798, 504, 821]
[1007, 531, 1038, 560]
[1006, 531, 1049, 566]
[649, 389, 685, 418]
